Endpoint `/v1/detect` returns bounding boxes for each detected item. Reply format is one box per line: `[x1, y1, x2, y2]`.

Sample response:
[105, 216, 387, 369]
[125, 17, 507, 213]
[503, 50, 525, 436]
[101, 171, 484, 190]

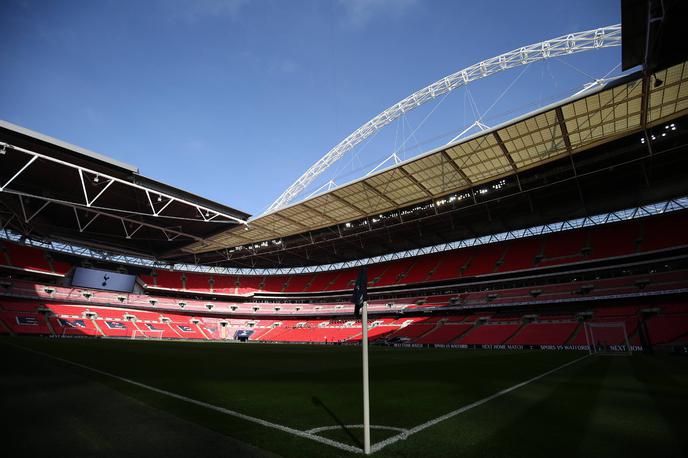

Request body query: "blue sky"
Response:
[0, 0, 622, 216]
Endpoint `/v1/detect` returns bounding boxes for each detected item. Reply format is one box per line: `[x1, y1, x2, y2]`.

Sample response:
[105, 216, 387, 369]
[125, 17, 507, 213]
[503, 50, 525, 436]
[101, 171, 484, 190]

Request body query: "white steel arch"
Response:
[265, 24, 622, 214]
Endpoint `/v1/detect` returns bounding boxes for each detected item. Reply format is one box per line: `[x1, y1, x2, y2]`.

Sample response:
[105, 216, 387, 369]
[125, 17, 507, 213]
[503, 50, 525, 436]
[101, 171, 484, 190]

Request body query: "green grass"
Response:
[2, 336, 687, 457]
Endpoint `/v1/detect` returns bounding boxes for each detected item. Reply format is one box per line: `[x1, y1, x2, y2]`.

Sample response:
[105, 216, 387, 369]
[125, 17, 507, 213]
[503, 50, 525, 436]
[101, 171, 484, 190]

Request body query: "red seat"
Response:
[455, 323, 521, 345]
[508, 322, 578, 345]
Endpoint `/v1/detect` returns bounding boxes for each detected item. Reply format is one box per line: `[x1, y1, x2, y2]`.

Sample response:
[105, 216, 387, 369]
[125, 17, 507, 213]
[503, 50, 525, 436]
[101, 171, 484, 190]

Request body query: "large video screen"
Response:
[71, 267, 136, 292]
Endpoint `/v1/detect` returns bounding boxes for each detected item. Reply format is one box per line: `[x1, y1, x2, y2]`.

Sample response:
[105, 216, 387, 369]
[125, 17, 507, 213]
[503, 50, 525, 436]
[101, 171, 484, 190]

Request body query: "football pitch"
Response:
[2, 337, 687, 457]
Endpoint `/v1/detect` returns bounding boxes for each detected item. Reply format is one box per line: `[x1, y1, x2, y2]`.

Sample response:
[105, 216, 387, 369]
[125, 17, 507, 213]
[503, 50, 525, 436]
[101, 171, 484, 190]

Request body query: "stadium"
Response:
[1, 1, 687, 457]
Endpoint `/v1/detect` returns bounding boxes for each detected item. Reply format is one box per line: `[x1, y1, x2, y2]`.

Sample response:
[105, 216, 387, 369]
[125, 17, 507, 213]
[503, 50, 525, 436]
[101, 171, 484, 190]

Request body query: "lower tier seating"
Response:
[1, 281, 686, 348]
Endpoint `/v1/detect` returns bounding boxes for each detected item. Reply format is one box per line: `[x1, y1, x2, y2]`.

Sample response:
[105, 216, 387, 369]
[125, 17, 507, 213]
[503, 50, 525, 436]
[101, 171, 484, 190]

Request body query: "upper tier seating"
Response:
[463, 243, 506, 276]
[539, 231, 588, 267]
[1, 242, 71, 275]
[640, 212, 688, 253]
[152, 270, 184, 290]
[185, 273, 211, 292]
[136, 211, 688, 296]
[261, 275, 288, 292]
[213, 274, 238, 294]
[283, 273, 315, 292]
[496, 237, 542, 273]
[588, 221, 640, 260]
[237, 276, 261, 294]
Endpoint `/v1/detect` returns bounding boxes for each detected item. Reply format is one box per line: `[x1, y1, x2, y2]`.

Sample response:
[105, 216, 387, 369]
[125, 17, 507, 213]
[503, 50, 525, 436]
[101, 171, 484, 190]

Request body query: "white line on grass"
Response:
[7, 343, 363, 454]
[307, 424, 408, 434]
[370, 354, 589, 453]
[8, 342, 589, 455]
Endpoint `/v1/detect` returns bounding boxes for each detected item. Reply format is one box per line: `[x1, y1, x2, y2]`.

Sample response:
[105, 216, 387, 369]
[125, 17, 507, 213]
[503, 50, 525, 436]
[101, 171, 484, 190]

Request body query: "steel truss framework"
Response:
[191, 57, 688, 254]
[2, 196, 686, 276]
[266, 24, 622, 213]
[0, 141, 247, 243]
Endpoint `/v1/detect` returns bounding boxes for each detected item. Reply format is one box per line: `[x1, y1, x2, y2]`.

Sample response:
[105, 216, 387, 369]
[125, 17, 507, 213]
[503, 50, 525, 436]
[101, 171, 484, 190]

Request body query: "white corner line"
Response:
[6, 343, 363, 454]
[307, 424, 408, 435]
[370, 354, 590, 453]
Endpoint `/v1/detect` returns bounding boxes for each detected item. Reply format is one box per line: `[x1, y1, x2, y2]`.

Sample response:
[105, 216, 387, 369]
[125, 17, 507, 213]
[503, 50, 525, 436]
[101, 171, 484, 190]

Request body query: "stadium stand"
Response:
[132, 211, 688, 297]
[1, 210, 687, 349]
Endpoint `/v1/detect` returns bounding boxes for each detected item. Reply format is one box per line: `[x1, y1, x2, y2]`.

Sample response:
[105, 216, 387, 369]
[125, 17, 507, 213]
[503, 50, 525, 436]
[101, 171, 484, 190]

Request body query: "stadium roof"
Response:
[184, 60, 688, 256]
[0, 120, 250, 258]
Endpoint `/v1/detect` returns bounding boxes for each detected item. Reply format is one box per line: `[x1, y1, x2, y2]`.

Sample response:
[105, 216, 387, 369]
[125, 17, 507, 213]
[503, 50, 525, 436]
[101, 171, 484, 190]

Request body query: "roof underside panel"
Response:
[186, 61, 688, 255]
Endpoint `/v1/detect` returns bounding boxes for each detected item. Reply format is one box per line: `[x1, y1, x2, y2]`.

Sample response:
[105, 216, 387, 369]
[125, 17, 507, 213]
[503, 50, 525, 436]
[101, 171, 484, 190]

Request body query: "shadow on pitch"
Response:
[312, 396, 363, 449]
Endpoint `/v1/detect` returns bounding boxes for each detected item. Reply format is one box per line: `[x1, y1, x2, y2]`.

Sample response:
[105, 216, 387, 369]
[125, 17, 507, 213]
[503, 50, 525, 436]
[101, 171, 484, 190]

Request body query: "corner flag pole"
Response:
[352, 268, 371, 454]
[361, 300, 371, 454]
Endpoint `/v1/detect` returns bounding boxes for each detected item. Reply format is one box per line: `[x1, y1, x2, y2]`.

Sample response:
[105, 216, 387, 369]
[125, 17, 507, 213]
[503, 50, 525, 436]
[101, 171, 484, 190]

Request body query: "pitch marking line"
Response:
[307, 424, 408, 434]
[7, 343, 362, 454]
[9, 342, 588, 455]
[369, 354, 590, 453]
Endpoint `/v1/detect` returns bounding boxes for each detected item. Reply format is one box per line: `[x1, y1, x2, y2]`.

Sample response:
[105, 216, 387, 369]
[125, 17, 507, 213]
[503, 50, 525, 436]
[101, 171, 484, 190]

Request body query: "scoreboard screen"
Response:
[71, 267, 136, 292]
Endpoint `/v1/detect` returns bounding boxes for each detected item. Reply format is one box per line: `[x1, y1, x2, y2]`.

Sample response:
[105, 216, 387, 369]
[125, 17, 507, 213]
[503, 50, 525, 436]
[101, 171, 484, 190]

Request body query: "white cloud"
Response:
[337, 0, 419, 28]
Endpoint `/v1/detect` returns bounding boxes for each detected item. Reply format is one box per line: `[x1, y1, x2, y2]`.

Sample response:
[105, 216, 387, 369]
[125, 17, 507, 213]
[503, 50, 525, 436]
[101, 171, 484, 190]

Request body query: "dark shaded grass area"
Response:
[1, 337, 686, 457]
[0, 338, 278, 458]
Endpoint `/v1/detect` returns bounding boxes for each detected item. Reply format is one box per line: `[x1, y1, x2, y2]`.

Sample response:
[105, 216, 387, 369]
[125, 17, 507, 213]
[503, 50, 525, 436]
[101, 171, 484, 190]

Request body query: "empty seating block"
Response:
[0, 311, 51, 334]
[375, 259, 414, 287]
[456, 323, 521, 345]
[545, 230, 587, 258]
[50, 317, 101, 336]
[641, 211, 688, 252]
[5, 243, 52, 272]
[646, 315, 688, 344]
[415, 324, 473, 344]
[213, 275, 238, 294]
[508, 322, 578, 345]
[306, 271, 340, 292]
[283, 274, 314, 292]
[237, 276, 261, 294]
[262, 275, 288, 292]
[497, 237, 542, 272]
[390, 324, 436, 340]
[589, 222, 639, 259]
[462, 244, 504, 276]
[327, 270, 358, 291]
[185, 273, 211, 291]
[402, 256, 440, 284]
[432, 251, 472, 281]
[154, 270, 184, 289]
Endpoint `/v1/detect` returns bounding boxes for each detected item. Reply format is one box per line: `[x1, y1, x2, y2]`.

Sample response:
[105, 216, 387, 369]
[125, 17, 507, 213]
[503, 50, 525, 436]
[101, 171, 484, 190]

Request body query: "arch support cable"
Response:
[266, 24, 621, 214]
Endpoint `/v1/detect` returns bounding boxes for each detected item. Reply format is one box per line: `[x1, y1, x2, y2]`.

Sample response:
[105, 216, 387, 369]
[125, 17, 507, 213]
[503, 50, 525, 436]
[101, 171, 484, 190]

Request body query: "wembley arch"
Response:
[265, 24, 622, 214]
